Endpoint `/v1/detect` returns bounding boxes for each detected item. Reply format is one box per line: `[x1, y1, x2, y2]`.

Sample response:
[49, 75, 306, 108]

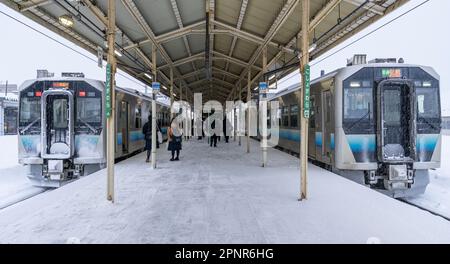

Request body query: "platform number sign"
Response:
[303, 64, 311, 118]
[105, 63, 112, 119]
[259, 82, 268, 93]
[152, 82, 160, 93]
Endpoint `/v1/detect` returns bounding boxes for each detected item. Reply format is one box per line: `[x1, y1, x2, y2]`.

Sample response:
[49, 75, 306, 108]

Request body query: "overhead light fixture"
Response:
[268, 74, 275, 81]
[162, 85, 168, 90]
[253, 87, 258, 91]
[144, 73, 152, 79]
[59, 14, 74, 27]
[173, 93, 177, 96]
[308, 43, 317, 53]
[114, 49, 123, 57]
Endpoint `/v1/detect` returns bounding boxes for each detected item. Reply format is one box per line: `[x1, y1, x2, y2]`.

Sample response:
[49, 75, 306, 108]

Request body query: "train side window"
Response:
[135, 105, 142, 129]
[290, 105, 298, 128]
[282, 106, 289, 127]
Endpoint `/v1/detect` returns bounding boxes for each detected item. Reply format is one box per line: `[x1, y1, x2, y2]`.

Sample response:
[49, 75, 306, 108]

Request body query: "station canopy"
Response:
[2, 0, 408, 102]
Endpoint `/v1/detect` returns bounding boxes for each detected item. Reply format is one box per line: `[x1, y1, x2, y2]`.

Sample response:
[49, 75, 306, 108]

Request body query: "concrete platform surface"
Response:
[1, 138, 450, 244]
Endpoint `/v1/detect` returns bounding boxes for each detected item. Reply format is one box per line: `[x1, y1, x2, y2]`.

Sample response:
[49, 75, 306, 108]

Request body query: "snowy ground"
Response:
[0, 136, 44, 209]
[405, 133, 450, 219]
[0, 137, 450, 244]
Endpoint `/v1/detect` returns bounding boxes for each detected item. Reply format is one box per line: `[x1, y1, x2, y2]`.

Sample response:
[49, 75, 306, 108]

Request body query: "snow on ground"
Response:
[0, 138, 450, 244]
[406, 133, 450, 219]
[0, 135, 19, 169]
[0, 136, 44, 209]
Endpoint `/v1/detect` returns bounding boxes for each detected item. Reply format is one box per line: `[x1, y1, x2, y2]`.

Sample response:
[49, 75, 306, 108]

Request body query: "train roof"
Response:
[18, 77, 170, 107]
[269, 63, 438, 100]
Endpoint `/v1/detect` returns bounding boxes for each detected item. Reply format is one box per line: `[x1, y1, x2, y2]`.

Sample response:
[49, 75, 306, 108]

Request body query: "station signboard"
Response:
[303, 64, 310, 118]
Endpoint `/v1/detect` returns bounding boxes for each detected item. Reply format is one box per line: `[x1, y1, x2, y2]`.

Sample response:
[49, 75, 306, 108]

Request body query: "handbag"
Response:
[157, 131, 163, 144]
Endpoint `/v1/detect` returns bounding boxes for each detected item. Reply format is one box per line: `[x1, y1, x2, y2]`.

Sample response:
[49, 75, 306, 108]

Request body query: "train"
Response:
[269, 56, 441, 198]
[18, 75, 171, 187]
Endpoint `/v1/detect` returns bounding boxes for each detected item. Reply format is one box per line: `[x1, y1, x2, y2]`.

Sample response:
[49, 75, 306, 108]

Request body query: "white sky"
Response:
[0, 0, 449, 114]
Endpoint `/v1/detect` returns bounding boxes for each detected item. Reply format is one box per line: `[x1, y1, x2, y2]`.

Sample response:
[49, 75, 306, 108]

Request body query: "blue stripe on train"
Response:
[416, 134, 439, 152]
[346, 135, 376, 153]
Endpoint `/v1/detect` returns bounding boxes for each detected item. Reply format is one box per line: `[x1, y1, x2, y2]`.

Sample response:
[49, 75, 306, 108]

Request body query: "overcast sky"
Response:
[0, 0, 448, 114]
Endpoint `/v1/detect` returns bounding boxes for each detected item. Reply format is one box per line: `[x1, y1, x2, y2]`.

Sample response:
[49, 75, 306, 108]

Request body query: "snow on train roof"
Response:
[18, 77, 170, 106]
[268, 62, 438, 101]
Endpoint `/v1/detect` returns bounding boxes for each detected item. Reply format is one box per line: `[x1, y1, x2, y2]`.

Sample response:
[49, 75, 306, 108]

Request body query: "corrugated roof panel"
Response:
[176, 0, 205, 25]
[133, 0, 179, 36]
[241, 0, 285, 36]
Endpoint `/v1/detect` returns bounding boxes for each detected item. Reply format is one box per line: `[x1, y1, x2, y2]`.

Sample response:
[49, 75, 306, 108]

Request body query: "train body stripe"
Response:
[346, 135, 376, 153]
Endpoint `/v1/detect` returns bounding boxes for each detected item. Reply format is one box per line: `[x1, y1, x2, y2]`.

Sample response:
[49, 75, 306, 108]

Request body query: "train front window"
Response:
[52, 99, 68, 129]
[416, 88, 439, 119]
[20, 97, 41, 126]
[342, 67, 374, 134]
[77, 97, 101, 124]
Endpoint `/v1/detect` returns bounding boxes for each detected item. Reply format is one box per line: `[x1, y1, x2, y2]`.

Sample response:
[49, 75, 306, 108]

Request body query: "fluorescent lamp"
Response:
[268, 74, 275, 81]
[144, 73, 152, 79]
[173, 93, 177, 96]
[254, 87, 258, 91]
[162, 85, 168, 90]
[114, 50, 123, 57]
[59, 15, 74, 27]
[308, 43, 317, 53]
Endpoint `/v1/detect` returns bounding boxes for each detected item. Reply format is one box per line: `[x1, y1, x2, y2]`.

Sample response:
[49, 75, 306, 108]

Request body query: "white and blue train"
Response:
[17, 75, 171, 187]
[270, 56, 441, 197]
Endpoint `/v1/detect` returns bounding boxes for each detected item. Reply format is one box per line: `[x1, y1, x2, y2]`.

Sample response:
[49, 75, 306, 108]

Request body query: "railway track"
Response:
[400, 199, 450, 222]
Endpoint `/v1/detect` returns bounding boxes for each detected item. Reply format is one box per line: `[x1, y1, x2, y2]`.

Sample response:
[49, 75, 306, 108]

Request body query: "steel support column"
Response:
[106, 0, 116, 202]
[262, 46, 268, 167]
[170, 68, 174, 119]
[151, 45, 157, 169]
[246, 69, 251, 153]
[299, 0, 310, 201]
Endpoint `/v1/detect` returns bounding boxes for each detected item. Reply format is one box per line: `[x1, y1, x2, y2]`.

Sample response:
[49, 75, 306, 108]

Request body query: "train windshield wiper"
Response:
[418, 117, 439, 130]
[347, 111, 371, 131]
[21, 118, 40, 134]
[77, 119, 97, 133]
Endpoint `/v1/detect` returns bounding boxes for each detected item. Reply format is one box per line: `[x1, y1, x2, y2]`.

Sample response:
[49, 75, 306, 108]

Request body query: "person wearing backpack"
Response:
[168, 117, 182, 161]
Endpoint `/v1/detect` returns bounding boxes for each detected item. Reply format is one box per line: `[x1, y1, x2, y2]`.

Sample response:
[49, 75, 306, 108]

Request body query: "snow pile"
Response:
[406, 135, 450, 219]
[0, 138, 449, 244]
[0, 135, 19, 169]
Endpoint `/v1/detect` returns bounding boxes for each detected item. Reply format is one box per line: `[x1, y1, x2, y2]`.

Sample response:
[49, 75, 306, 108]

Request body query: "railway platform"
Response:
[1, 138, 450, 244]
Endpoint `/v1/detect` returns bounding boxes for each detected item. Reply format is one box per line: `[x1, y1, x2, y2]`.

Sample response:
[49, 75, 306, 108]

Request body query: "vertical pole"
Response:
[234, 85, 237, 142]
[238, 84, 242, 146]
[299, 0, 310, 200]
[246, 69, 251, 153]
[262, 46, 268, 167]
[170, 68, 174, 119]
[106, 0, 116, 202]
[151, 45, 157, 169]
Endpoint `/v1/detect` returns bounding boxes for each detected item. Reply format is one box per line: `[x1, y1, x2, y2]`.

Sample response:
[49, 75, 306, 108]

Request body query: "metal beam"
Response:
[121, 0, 192, 98]
[169, 0, 199, 81]
[213, 51, 262, 70]
[19, 0, 52, 12]
[223, 0, 248, 81]
[213, 20, 296, 54]
[344, 0, 386, 15]
[230, 0, 299, 100]
[309, 0, 343, 30]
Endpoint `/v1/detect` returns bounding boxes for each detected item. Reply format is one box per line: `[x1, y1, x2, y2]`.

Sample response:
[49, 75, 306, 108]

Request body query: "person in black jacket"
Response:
[168, 117, 182, 161]
[142, 115, 160, 163]
[210, 120, 218, 147]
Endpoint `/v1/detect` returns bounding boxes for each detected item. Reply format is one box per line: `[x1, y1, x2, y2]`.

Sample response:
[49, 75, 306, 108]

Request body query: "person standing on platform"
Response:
[210, 119, 218, 148]
[168, 117, 182, 161]
[142, 114, 160, 163]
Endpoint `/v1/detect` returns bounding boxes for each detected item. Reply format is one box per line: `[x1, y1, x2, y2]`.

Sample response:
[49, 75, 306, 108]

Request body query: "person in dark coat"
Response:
[223, 116, 232, 143]
[168, 117, 182, 161]
[142, 115, 160, 163]
[210, 120, 218, 147]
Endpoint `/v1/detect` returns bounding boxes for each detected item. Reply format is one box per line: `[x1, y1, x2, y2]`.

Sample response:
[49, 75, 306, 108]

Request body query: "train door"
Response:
[321, 91, 332, 164]
[41, 90, 74, 159]
[377, 80, 416, 162]
[308, 96, 316, 158]
[120, 101, 129, 154]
